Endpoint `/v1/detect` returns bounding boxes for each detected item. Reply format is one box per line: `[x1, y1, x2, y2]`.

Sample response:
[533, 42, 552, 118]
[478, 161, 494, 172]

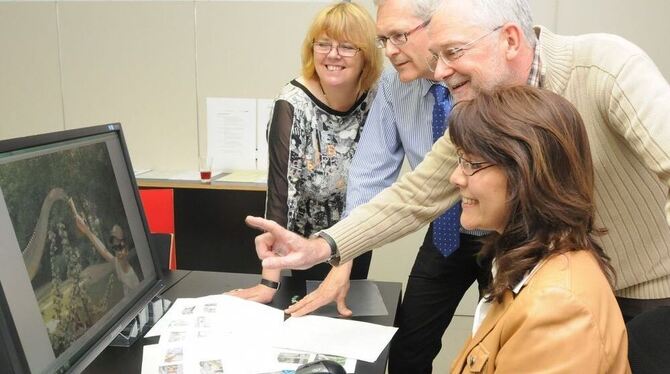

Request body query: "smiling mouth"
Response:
[326, 65, 344, 71]
[462, 196, 478, 205]
[450, 81, 468, 90]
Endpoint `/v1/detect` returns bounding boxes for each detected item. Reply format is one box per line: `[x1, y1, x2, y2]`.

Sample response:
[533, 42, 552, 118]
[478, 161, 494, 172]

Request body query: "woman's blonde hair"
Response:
[301, 2, 382, 93]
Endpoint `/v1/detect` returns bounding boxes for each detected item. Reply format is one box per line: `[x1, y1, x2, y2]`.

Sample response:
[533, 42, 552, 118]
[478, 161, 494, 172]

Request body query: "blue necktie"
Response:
[430, 84, 461, 257]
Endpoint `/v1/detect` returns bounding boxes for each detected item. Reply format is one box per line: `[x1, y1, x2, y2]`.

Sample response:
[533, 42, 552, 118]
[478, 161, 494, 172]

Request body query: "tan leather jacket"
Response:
[451, 251, 630, 373]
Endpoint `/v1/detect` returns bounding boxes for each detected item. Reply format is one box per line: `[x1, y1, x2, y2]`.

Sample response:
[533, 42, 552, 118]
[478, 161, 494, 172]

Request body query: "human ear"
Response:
[501, 23, 524, 60]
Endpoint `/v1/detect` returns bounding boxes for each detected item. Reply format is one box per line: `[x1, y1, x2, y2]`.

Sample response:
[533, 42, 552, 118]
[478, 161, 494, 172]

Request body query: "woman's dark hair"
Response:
[448, 85, 615, 302]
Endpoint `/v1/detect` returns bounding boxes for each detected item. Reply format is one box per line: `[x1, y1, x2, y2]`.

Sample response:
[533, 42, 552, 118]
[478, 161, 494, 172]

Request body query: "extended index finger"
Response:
[245, 216, 283, 234]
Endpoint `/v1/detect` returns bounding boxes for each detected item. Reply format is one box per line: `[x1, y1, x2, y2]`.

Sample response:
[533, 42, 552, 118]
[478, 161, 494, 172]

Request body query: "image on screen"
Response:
[0, 141, 144, 359]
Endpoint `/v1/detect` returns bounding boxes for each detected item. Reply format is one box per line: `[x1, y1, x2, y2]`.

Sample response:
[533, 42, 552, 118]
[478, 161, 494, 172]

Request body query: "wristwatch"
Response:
[260, 278, 280, 290]
[314, 231, 341, 266]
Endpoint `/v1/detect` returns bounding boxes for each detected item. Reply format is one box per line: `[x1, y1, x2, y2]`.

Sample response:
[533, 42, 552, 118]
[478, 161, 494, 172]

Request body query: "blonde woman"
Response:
[230, 1, 382, 305]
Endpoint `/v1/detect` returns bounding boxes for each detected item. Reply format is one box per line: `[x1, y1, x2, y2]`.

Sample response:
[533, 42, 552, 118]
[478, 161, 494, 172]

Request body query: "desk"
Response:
[137, 176, 267, 274]
[85, 271, 402, 374]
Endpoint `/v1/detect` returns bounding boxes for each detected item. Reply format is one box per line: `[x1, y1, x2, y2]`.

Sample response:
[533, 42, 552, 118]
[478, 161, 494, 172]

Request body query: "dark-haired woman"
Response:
[445, 86, 628, 373]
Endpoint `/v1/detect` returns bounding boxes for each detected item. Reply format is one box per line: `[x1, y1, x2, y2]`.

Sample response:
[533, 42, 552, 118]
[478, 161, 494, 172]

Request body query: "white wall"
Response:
[1, 0, 669, 371]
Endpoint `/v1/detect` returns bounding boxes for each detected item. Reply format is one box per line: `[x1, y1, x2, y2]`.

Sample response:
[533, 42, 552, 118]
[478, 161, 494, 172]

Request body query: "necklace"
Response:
[317, 80, 330, 105]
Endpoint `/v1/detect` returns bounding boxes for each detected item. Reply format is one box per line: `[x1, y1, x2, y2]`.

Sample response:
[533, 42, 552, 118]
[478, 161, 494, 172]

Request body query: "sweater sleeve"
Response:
[606, 50, 670, 226]
[265, 100, 293, 228]
[324, 134, 460, 263]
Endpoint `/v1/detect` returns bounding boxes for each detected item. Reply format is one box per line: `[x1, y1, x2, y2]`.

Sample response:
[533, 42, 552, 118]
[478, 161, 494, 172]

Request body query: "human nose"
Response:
[433, 57, 454, 82]
[449, 163, 467, 188]
[327, 45, 342, 58]
[384, 42, 401, 58]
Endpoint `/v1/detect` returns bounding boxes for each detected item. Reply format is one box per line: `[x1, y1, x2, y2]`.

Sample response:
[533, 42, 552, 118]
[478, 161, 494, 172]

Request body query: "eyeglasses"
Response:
[427, 26, 503, 71]
[313, 40, 360, 57]
[109, 238, 127, 252]
[376, 19, 430, 49]
[458, 155, 496, 176]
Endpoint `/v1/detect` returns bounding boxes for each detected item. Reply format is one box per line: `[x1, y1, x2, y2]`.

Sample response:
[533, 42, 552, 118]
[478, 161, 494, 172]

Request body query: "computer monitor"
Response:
[0, 124, 164, 373]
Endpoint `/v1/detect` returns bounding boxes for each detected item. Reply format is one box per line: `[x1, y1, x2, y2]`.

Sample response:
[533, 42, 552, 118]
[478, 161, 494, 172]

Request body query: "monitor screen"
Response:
[0, 124, 163, 373]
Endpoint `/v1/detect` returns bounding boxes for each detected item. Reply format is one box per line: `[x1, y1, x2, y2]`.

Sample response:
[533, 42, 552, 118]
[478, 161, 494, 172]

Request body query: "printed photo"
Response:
[315, 354, 347, 365]
[167, 331, 187, 343]
[199, 359, 224, 374]
[277, 352, 310, 365]
[159, 364, 183, 374]
[164, 346, 184, 363]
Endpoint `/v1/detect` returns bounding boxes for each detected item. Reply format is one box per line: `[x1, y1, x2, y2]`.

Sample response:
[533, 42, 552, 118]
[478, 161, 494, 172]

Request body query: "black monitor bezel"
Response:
[0, 123, 165, 373]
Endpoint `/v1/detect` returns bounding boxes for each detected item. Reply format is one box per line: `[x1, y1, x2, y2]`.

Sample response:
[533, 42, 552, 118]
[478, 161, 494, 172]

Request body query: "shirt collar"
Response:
[421, 78, 445, 97]
[527, 35, 543, 88]
[491, 260, 541, 295]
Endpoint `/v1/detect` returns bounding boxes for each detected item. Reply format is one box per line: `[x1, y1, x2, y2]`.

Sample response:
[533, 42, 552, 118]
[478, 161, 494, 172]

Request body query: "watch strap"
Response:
[315, 231, 340, 266]
[260, 278, 280, 290]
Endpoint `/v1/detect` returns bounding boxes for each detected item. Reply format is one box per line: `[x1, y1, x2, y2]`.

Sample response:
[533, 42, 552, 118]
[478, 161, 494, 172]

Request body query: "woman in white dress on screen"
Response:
[72, 202, 140, 296]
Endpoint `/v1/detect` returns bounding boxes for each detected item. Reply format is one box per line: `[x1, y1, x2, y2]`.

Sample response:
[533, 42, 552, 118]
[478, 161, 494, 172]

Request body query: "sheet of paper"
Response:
[146, 298, 198, 337]
[134, 168, 152, 176]
[135, 169, 201, 181]
[256, 98, 274, 171]
[274, 316, 397, 363]
[207, 97, 257, 171]
[306, 279, 388, 317]
[213, 170, 267, 184]
[141, 344, 160, 374]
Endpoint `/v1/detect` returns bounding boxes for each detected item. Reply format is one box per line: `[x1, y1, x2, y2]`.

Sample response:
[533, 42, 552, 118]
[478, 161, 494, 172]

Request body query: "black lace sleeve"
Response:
[265, 100, 293, 228]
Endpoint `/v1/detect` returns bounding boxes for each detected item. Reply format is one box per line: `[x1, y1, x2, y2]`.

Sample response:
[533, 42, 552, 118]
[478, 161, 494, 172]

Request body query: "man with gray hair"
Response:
[248, 0, 670, 370]
[425, 0, 670, 320]
[284, 0, 491, 372]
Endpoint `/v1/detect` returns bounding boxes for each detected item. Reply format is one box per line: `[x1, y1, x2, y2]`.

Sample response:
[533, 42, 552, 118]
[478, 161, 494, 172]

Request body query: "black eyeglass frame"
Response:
[457, 155, 496, 176]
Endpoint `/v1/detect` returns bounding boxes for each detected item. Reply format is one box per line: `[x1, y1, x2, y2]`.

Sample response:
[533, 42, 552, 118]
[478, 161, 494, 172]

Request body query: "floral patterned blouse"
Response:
[265, 79, 373, 237]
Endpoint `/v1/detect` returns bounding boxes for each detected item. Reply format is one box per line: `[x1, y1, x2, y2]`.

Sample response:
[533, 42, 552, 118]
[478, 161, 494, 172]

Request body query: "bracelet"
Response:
[315, 231, 340, 266]
[260, 278, 280, 290]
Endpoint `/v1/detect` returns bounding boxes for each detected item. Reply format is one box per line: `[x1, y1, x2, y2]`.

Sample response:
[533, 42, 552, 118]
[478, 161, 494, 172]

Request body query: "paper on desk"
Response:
[143, 295, 364, 373]
[146, 298, 197, 337]
[214, 170, 268, 184]
[306, 279, 388, 317]
[274, 315, 398, 363]
[207, 97, 257, 171]
[134, 168, 152, 176]
[141, 344, 160, 374]
[144, 342, 357, 374]
[147, 295, 284, 338]
[136, 169, 201, 181]
[145, 295, 290, 373]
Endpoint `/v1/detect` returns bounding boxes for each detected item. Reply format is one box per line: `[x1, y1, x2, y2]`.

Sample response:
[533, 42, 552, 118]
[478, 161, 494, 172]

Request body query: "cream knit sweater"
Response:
[325, 27, 670, 299]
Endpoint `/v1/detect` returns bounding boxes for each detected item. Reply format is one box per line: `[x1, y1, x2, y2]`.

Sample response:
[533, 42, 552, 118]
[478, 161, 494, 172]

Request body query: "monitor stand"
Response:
[109, 296, 171, 347]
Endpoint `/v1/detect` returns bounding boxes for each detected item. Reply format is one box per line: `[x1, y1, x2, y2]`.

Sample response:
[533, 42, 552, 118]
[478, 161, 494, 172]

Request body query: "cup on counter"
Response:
[199, 157, 213, 183]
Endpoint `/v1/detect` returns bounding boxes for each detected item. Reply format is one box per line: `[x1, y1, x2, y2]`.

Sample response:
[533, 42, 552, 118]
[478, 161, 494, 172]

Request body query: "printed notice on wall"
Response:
[207, 97, 274, 172]
[207, 98, 257, 172]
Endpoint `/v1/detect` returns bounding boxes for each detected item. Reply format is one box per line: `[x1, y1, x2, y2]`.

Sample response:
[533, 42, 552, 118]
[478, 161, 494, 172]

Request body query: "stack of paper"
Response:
[141, 294, 397, 373]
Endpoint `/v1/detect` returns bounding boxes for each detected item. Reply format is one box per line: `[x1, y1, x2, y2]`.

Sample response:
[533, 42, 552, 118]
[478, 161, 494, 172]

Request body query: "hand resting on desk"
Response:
[225, 284, 276, 304]
[245, 216, 331, 270]
[286, 262, 353, 317]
